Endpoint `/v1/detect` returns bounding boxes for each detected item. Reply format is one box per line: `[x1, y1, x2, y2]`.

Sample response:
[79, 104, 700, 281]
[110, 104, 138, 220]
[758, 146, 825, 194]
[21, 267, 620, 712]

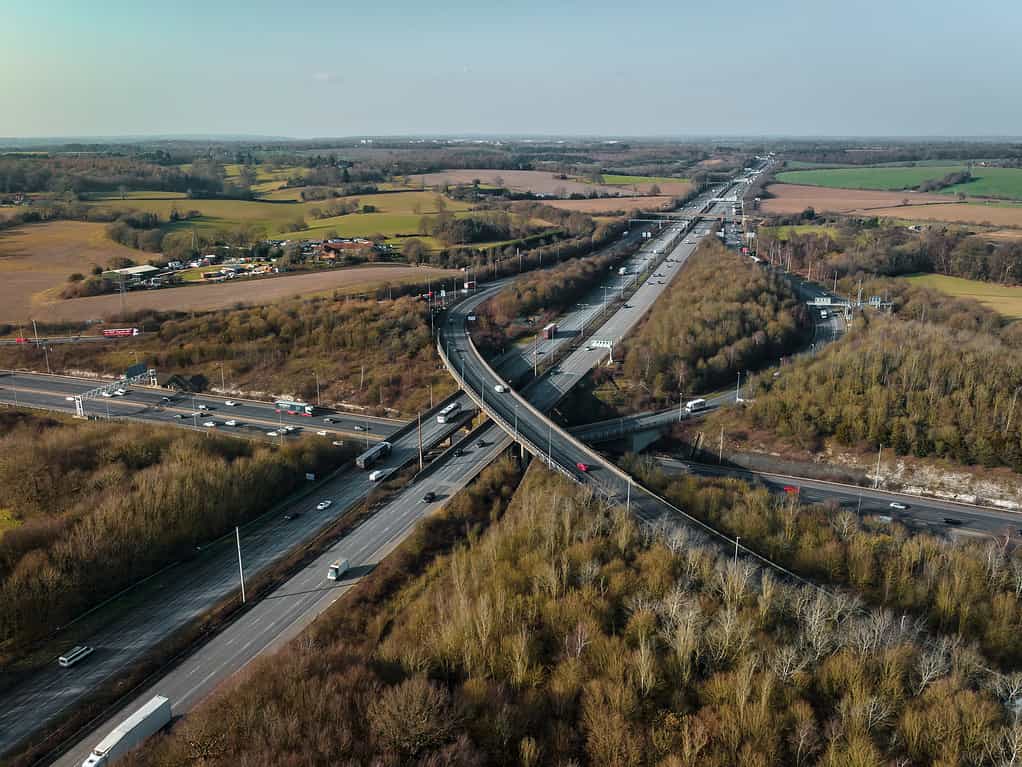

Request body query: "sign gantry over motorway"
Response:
[73, 366, 158, 418]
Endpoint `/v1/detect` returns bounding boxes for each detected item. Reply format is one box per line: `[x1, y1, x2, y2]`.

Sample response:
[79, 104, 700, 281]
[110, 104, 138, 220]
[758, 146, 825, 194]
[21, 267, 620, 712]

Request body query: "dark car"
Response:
[422, 491, 437, 503]
[283, 512, 302, 521]
[943, 517, 963, 526]
[453, 448, 464, 457]
[477, 440, 486, 448]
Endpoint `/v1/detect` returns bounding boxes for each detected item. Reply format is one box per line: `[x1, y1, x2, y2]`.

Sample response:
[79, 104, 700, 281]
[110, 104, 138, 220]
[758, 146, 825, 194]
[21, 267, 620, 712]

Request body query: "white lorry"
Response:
[327, 558, 350, 580]
[82, 695, 171, 766]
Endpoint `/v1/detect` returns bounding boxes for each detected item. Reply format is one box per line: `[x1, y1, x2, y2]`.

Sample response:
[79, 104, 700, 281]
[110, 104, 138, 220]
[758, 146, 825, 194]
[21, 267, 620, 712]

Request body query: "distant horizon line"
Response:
[2, 132, 1022, 146]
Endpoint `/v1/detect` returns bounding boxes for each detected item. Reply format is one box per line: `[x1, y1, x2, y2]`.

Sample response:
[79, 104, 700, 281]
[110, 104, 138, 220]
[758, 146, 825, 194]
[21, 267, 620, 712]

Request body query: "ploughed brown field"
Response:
[0, 221, 150, 323]
[762, 183, 1022, 229]
[541, 196, 675, 213]
[407, 169, 689, 197]
[761, 184, 948, 213]
[10, 265, 460, 324]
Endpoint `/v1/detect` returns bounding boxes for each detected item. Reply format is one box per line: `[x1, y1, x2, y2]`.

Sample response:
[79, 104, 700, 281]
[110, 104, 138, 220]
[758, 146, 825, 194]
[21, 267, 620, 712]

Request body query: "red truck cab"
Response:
[576, 462, 589, 473]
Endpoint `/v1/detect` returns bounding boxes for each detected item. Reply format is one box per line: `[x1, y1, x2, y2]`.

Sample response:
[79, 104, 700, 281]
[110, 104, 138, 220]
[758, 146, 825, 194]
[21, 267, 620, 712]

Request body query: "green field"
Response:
[760, 224, 840, 240]
[905, 273, 1022, 320]
[776, 165, 1022, 201]
[775, 166, 968, 191]
[84, 190, 475, 241]
[600, 174, 686, 185]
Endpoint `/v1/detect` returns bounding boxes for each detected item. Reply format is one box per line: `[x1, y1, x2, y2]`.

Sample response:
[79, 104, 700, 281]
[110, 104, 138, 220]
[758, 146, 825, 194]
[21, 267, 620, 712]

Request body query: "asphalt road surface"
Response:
[657, 456, 1020, 540]
[30, 189, 704, 766]
[21, 183, 719, 764]
[0, 396, 470, 759]
[0, 371, 403, 442]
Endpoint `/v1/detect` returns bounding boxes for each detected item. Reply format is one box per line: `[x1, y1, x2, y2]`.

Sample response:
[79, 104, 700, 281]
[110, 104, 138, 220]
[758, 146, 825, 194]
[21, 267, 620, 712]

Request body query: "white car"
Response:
[203, 421, 216, 428]
[316, 500, 332, 511]
[114, 388, 127, 396]
[100, 391, 113, 398]
[267, 431, 278, 437]
[316, 430, 328, 436]
[494, 384, 507, 393]
[224, 400, 237, 407]
[225, 419, 238, 427]
[65, 396, 75, 401]
[889, 502, 908, 510]
[198, 404, 209, 410]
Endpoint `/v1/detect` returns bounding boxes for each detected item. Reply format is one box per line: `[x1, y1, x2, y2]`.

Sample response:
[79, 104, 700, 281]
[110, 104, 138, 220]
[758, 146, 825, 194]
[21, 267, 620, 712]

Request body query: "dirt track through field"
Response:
[18, 265, 459, 324]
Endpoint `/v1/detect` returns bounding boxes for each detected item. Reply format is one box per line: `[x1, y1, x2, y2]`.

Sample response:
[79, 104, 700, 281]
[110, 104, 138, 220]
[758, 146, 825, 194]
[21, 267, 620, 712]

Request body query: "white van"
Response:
[58, 645, 94, 668]
[369, 469, 386, 482]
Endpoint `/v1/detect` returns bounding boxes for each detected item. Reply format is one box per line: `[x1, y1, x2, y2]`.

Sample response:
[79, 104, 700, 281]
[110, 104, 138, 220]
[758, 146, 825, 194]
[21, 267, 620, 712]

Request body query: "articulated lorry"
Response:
[83, 695, 171, 766]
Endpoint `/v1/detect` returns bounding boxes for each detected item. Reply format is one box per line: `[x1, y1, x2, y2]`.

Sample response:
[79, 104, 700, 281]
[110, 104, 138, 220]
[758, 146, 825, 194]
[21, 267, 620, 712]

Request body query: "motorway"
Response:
[31, 194, 702, 765]
[0, 393, 470, 759]
[658, 457, 1020, 539]
[0, 372, 402, 443]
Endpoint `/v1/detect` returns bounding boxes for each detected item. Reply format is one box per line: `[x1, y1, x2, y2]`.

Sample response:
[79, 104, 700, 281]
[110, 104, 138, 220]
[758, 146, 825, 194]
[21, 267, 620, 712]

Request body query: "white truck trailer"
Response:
[82, 695, 171, 766]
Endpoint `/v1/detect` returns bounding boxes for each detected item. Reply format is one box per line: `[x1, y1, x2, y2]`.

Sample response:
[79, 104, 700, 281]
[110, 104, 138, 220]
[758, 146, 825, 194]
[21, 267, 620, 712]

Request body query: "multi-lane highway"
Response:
[658, 457, 1020, 539]
[0, 372, 402, 442]
[22, 193, 701, 766]
[0, 393, 470, 759]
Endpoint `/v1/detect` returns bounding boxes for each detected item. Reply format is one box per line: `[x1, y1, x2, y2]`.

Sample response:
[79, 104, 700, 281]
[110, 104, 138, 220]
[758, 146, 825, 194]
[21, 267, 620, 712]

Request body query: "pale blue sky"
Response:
[1, 0, 1019, 138]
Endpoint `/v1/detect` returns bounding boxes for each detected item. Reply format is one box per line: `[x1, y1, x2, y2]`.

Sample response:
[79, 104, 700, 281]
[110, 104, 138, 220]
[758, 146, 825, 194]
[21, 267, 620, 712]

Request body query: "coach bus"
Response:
[436, 401, 462, 424]
[356, 441, 392, 470]
[275, 399, 315, 416]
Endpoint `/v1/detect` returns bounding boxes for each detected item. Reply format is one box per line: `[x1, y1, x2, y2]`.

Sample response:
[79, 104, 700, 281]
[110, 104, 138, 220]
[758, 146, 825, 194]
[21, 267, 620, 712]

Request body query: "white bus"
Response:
[436, 402, 462, 424]
[58, 645, 94, 668]
[355, 441, 391, 469]
[685, 398, 707, 414]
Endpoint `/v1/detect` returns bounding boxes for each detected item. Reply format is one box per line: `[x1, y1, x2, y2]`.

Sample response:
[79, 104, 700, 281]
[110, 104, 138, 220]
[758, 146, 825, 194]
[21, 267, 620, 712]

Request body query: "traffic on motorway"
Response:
[0, 371, 402, 443]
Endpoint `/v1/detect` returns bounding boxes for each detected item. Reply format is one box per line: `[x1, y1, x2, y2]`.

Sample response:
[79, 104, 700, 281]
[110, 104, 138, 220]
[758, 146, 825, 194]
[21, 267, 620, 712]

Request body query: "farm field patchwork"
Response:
[760, 184, 948, 213]
[408, 169, 635, 197]
[0, 221, 150, 323]
[83, 190, 473, 240]
[26, 265, 460, 324]
[762, 184, 1022, 228]
[904, 273, 1022, 320]
[775, 165, 1022, 200]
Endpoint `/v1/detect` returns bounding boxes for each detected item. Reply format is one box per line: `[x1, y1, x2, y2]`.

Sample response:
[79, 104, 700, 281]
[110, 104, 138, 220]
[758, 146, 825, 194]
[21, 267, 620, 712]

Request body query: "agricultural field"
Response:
[597, 174, 692, 195]
[26, 264, 459, 324]
[760, 184, 948, 213]
[0, 221, 149, 323]
[776, 164, 1022, 200]
[82, 189, 474, 242]
[762, 183, 1022, 229]
[540, 195, 674, 214]
[408, 169, 628, 197]
[904, 273, 1022, 320]
[759, 223, 840, 240]
[776, 165, 968, 191]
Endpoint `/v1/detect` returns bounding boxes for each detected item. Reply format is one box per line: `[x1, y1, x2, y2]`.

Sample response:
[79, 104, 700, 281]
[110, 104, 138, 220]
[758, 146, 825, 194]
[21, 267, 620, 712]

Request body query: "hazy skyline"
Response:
[3, 0, 1020, 139]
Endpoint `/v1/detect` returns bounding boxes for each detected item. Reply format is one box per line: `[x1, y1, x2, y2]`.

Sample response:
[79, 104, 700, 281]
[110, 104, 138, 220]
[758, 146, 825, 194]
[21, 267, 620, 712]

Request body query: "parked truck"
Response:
[541, 323, 557, 340]
[82, 696, 171, 766]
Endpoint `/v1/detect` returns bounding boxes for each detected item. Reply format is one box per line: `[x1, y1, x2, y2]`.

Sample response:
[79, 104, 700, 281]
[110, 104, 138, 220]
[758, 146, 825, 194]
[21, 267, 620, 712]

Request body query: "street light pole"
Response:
[734, 536, 740, 565]
[314, 369, 321, 407]
[236, 526, 246, 603]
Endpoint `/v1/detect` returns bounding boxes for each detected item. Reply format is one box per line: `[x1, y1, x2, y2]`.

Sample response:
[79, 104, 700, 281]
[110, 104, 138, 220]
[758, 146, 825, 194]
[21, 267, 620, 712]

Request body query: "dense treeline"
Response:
[0, 410, 350, 649]
[126, 465, 1022, 766]
[620, 241, 810, 408]
[628, 456, 1022, 669]
[420, 210, 520, 245]
[0, 155, 223, 196]
[0, 295, 453, 415]
[738, 317, 1022, 469]
[759, 223, 1022, 285]
[472, 245, 630, 356]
